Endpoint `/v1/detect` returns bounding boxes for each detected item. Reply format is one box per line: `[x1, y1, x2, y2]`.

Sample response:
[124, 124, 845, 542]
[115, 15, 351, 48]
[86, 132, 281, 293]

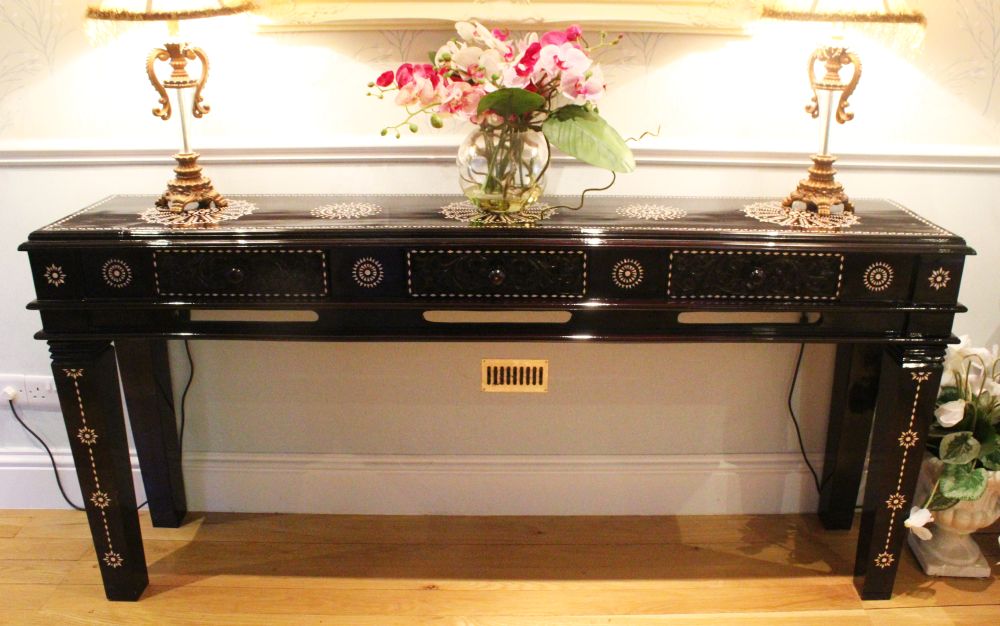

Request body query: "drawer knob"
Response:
[746, 266, 766, 289]
[489, 268, 506, 286]
[226, 266, 245, 285]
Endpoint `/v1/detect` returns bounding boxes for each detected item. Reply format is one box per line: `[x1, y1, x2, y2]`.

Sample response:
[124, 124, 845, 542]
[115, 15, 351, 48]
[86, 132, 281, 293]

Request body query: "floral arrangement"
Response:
[367, 22, 635, 214]
[905, 337, 1000, 540]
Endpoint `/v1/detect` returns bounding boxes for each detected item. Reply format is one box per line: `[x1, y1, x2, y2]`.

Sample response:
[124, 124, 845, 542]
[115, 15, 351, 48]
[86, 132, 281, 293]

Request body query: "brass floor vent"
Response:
[481, 359, 549, 393]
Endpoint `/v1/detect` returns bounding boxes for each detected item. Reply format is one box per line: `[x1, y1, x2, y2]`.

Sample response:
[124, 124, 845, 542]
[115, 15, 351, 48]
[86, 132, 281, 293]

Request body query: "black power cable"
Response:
[6, 339, 194, 512]
[787, 342, 825, 494]
[178, 340, 194, 458]
[7, 399, 84, 511]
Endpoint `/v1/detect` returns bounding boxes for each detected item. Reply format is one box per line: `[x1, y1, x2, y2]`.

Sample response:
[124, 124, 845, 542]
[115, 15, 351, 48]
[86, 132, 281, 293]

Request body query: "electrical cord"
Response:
[178, 340, 194, 459]
[7, 399, 85, 511]
[6, 339, 194, 513]
[787, 342, 825, 495]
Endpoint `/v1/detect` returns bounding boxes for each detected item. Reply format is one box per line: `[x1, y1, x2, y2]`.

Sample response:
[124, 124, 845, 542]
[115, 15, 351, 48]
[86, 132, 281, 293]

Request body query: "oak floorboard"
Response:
[56, 532, 859, 590]
[42, 579, 862, 616]
[868, 605, 1000, 625]
[0, 536, 91, 561]
[0, 559, 74, 585]
[2, 512, 997, 625]
[13, 511, 834, 546]
[29, 610, 876, 626]
[0, 583, 58, 610]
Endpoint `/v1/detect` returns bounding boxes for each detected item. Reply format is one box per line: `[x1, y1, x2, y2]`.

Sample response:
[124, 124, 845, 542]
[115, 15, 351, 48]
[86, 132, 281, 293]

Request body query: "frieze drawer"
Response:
[153, 249, 329, 298]
[407, 249, 587, 298]
[668, 250, 844, 301]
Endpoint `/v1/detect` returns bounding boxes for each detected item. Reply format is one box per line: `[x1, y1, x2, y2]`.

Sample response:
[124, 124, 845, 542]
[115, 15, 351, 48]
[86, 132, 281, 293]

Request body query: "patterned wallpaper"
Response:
[0, 0, 997, 152]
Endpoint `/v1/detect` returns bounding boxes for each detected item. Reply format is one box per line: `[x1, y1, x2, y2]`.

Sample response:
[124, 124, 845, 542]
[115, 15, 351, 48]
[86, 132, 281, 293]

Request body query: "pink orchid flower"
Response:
[563, 66, 606, 103]
[395, 64, 446, 108]
[439, 81, 486, 121]
[540, 25, 584, 47]
[535, 43, 592, 82]
[514, 42, 543, 78]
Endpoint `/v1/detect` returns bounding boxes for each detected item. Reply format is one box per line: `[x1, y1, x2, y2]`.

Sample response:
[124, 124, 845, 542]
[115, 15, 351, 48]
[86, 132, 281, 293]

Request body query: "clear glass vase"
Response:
[457, 125, 549, 218]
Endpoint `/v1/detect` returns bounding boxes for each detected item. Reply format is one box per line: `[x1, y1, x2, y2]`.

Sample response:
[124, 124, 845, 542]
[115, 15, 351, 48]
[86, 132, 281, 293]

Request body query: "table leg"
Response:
[50, 340, 148, 601]
[116, 339, 187, 528]
[819, 343, 881, 530]
[854, 345, 944, 600]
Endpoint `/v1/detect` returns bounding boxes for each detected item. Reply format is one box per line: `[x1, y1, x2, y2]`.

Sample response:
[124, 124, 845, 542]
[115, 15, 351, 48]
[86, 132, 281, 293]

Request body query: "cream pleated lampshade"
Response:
[761, 0, 926, 26]
[86, 0, 256, 22]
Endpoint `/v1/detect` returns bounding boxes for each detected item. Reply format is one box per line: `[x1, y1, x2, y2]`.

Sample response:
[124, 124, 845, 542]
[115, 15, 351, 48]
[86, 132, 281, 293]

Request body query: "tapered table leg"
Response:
[50, 340, 148, 601]
[854, 345, 944, 600]
[819, 343, 881, 530]
[116, 339, 187, 528]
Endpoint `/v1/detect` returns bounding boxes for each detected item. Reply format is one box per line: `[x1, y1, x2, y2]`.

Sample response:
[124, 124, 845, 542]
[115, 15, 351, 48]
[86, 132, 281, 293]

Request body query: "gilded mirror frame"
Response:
[261, 1, 756, 34]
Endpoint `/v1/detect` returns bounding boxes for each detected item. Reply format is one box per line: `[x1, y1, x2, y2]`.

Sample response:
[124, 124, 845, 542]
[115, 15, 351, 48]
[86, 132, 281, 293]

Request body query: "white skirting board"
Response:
[0, 449, 831, 515]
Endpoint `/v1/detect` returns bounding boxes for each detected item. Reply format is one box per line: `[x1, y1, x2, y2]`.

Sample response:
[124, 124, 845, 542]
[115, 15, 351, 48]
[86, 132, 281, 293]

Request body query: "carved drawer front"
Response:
[407, 249, 586, 298]
[668, 250, 844, 301]
[153, 249, 329, 298]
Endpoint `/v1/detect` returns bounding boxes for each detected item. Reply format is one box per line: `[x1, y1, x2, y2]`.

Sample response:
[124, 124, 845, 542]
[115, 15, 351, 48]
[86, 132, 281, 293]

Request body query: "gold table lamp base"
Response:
[155, 152, 228, 213]
[782, 154, 854, 217]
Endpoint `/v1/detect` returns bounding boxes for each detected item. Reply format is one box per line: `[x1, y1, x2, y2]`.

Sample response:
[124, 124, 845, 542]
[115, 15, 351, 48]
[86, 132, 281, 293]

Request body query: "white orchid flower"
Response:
[455, 21, 509, 53]
[935, 399, 967, 427]
[455, 21, 479, 42]
[451, 45, 485, 70]
[904, 507, 934, 540]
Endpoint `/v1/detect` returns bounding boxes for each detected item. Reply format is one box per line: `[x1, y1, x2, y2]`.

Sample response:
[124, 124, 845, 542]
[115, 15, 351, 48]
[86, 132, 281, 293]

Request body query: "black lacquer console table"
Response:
[20, 194, 972, 601]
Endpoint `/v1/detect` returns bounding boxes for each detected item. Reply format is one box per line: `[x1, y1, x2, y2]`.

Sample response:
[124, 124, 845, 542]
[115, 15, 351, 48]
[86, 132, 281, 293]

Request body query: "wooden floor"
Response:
[1, 510, 998, 625]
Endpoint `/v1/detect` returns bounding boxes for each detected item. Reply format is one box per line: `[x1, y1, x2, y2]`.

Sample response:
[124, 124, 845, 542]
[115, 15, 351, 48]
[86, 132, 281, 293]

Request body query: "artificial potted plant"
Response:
[906, 337, 1000, 577]
[369, 21, 635, 224]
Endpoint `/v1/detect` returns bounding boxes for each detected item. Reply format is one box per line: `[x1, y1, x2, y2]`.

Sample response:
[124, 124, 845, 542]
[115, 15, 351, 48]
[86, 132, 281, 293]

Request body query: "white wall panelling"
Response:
[1, 0, 997, 513]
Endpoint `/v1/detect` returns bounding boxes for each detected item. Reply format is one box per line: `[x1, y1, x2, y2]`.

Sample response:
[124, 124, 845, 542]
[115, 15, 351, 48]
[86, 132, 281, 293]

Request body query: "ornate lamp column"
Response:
[759, 0, 926, 217]
[86, 1, 256, 216]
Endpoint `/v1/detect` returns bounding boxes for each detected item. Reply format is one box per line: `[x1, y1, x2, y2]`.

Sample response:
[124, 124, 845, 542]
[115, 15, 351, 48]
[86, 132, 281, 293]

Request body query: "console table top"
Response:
[28, 194, 963, 247]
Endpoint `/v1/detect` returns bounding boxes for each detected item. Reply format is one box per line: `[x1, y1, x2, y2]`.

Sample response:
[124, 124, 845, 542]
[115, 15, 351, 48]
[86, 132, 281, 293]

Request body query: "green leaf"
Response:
[542, 105, 636, 173]
[939, 462, 989, 500]
[981, 448, 1000, 471]
[937, 386, 962, 404]
[477, 88, 546, 117]
[926, 490, 960, 511]
[939, 431, 981, 464]
[975, 418, 998, 456]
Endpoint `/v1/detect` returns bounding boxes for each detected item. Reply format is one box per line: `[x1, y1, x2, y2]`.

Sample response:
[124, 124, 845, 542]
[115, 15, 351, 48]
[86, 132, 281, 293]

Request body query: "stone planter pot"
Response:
[907, 456, 1000, 577]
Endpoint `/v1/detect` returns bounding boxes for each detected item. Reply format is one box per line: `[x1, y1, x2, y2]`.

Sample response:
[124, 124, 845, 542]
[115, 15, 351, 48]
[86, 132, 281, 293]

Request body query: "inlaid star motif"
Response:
[898, 430, 919, 449]
[911, 372, 931, 383]
[43, 264, 66, 287]
[90, 490, 111, 509]
[103, 551, 124, 568]
[63, 368, 84, 379]
[928, 268, 951, 291]
[874, 552, 895, 569]
[885, 492, 907, 510]
[77, 427, 98, 446]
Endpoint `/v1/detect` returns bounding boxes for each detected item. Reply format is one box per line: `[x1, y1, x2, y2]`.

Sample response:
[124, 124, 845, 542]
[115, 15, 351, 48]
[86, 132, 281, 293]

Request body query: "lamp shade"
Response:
[86, 0, 256, 22]
[761, 0, 925, 27]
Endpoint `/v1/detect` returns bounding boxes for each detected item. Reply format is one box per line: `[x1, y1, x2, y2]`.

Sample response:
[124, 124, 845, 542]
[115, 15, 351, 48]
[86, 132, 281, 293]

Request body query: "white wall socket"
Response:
[24, 375, 60, 411]
[0, 374, 60, 411]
